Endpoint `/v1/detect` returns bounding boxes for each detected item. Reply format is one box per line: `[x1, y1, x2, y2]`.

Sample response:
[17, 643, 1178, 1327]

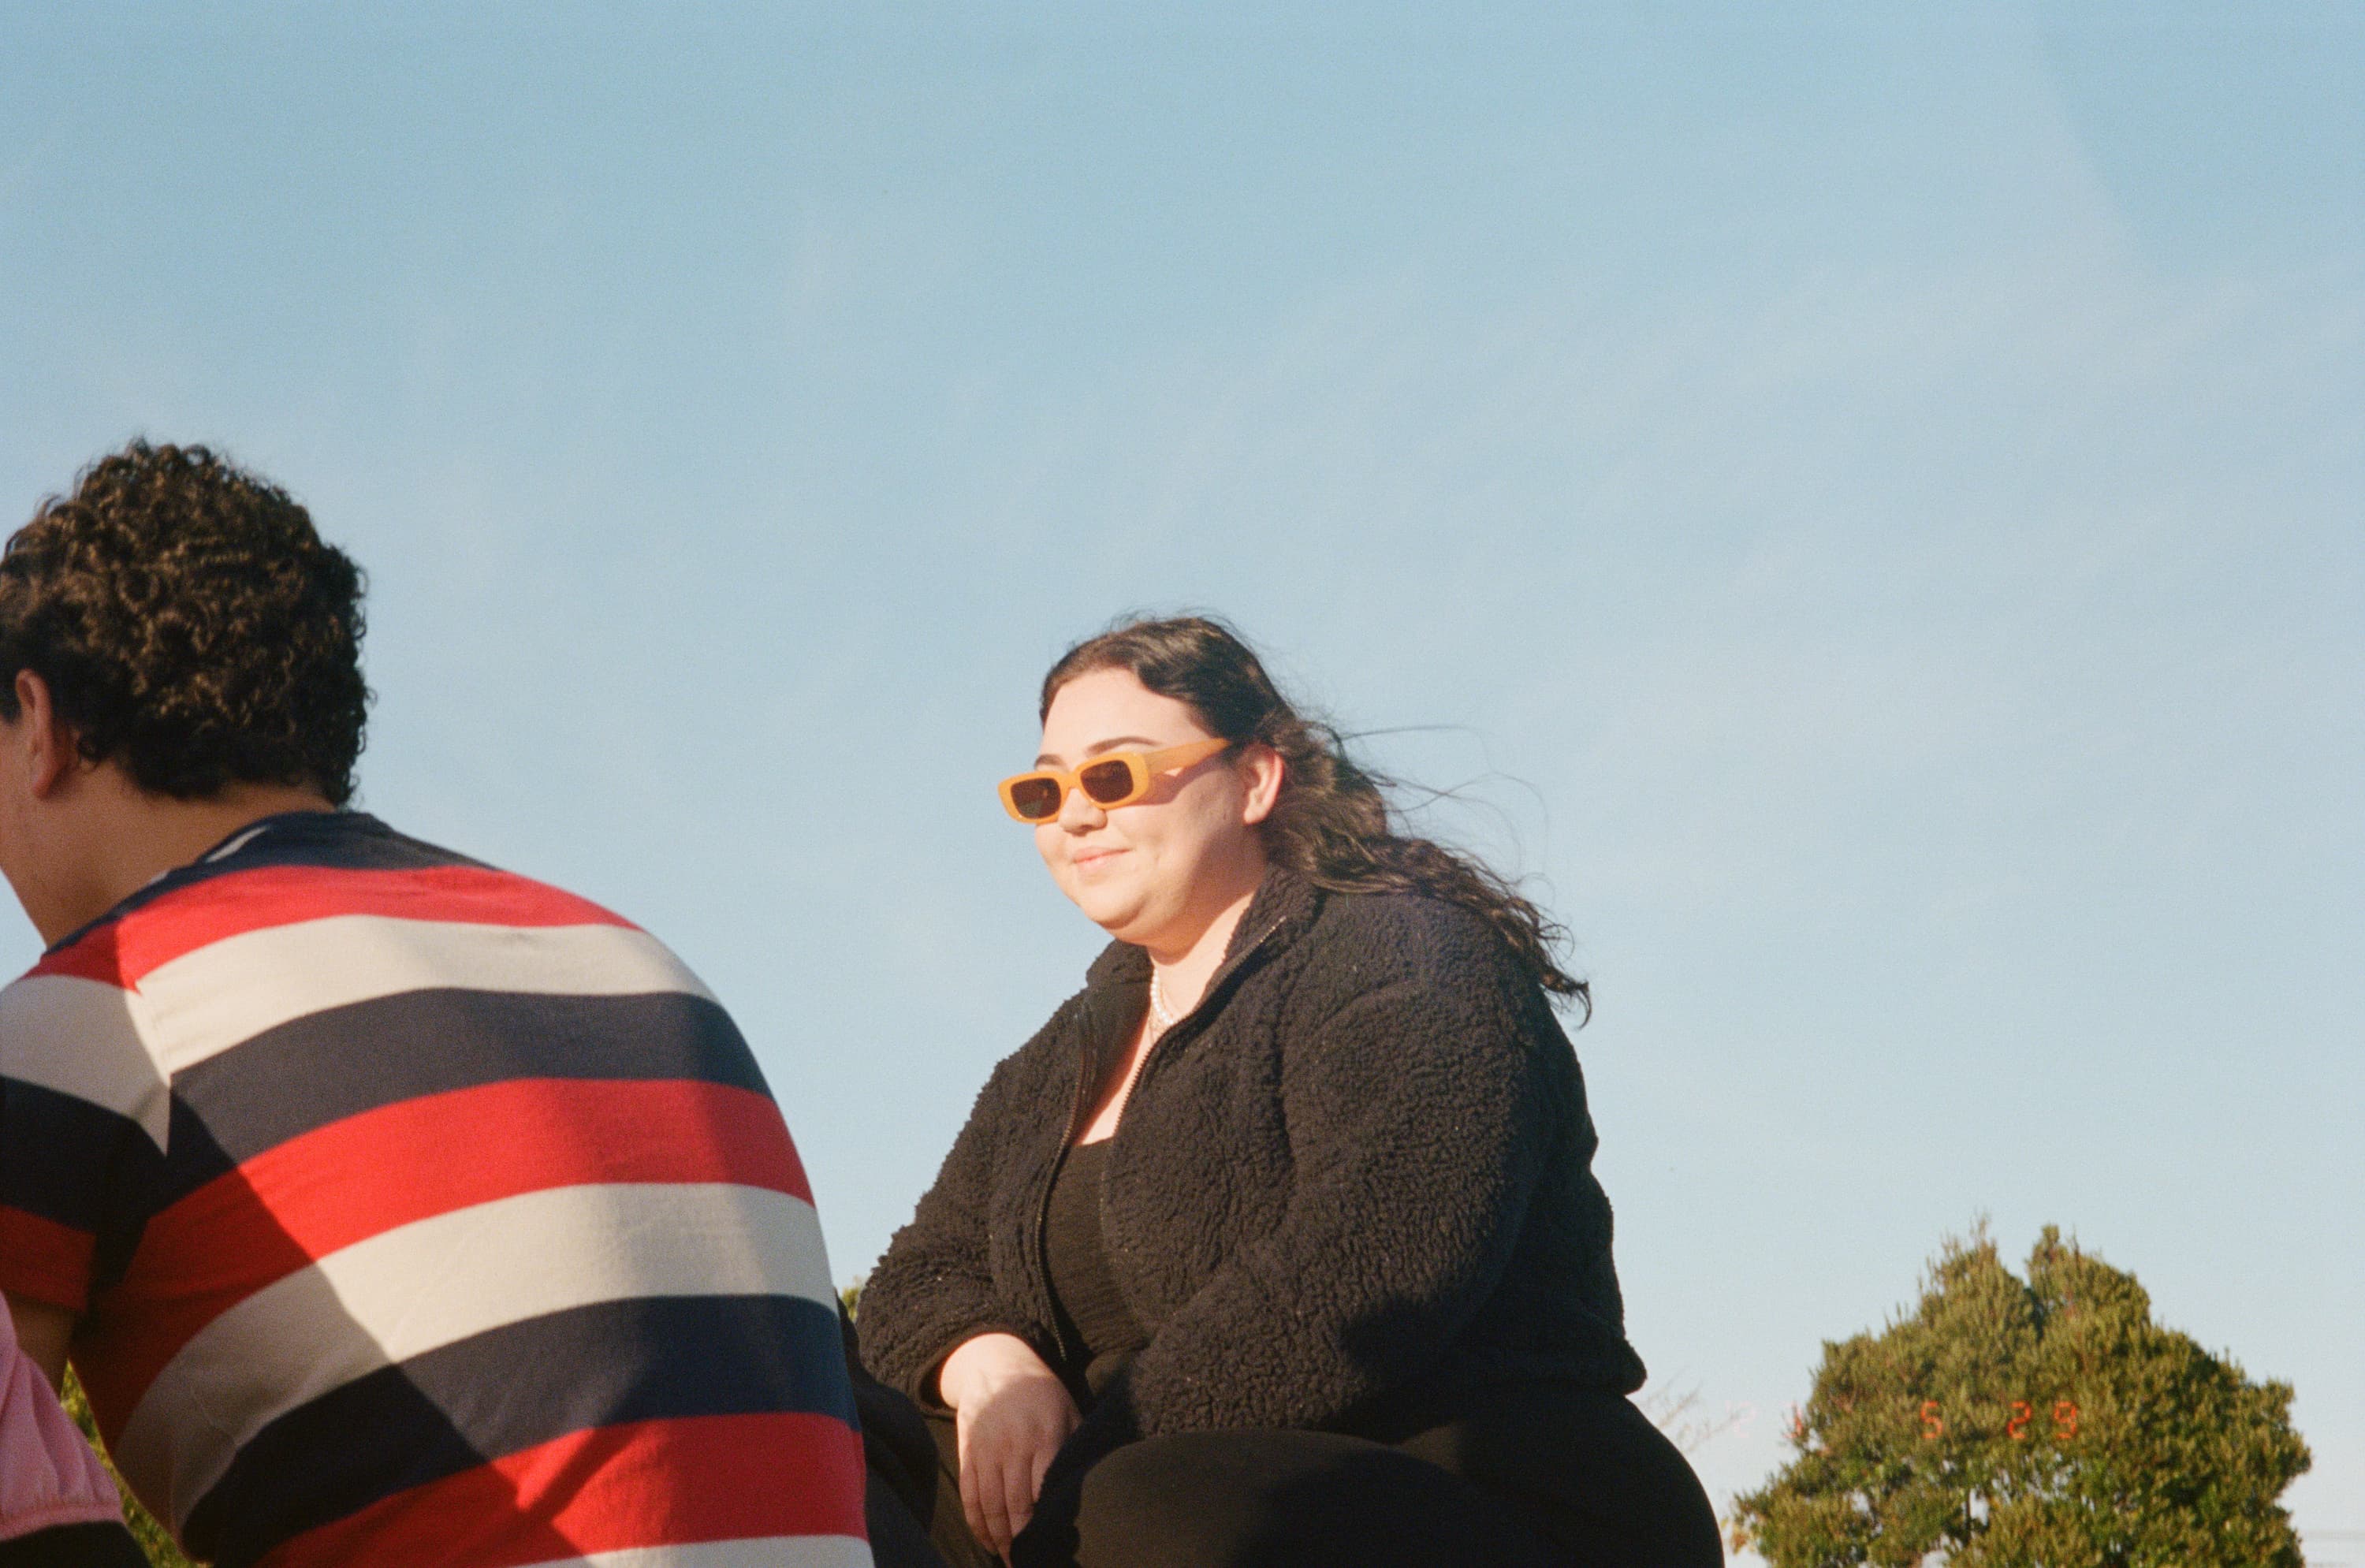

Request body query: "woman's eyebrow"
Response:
[1034, 735, 1163, 766]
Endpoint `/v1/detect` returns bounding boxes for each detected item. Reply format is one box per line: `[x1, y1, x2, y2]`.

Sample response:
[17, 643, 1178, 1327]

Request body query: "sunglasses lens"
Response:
[1078, 759, 1138, 806]
[1007, 777, 1064, 820]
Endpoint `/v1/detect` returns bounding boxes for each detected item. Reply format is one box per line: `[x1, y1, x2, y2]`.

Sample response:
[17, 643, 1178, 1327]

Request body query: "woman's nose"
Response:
[1057, 781, 1107, 830]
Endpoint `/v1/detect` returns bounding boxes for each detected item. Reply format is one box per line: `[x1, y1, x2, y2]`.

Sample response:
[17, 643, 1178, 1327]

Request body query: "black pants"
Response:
[867, 1396, 1722, 1568]
[0, 1525, 147, 1568]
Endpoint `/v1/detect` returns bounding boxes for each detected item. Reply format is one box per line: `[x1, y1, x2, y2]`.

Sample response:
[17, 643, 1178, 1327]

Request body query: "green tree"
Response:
[1734, 1224, 2309, 1567]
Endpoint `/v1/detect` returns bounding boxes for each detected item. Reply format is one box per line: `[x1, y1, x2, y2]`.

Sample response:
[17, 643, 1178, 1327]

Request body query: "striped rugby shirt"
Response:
[0, 811, 870, 1568]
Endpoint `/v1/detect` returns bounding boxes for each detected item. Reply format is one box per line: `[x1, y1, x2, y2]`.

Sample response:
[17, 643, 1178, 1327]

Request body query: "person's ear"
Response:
[11, 670, 78, 799]
[1237, 743, 1285, 826]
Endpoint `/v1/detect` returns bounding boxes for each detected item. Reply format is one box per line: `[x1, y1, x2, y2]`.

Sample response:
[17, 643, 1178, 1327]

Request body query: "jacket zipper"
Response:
[1026, 903, 1297, 1368]
[1107, 907, 1292, 1153]
[1030, 992, 1101, 1371]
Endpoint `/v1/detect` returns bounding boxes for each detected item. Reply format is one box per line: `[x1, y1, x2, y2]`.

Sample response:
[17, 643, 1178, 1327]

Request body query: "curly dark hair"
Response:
[1042, 613, 1588, 1015]
[0, 441, 370, 805]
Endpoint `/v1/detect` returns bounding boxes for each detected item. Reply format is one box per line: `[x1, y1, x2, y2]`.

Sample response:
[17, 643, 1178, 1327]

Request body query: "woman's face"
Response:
[1032, 667, 1280, 953]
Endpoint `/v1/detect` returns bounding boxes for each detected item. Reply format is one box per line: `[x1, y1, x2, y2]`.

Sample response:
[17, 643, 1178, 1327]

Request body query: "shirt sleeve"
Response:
[0, 968, 171, 1314]
[857, 1049, 1040, 1405]
[0, 1291, 128, 1544]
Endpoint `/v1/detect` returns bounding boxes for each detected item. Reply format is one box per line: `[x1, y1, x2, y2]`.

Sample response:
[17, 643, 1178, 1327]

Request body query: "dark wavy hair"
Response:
[0, 441, 370, 805]
[1042, 613, 1588, 1015]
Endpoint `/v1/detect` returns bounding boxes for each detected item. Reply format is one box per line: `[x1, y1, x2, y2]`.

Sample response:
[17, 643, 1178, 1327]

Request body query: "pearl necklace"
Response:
[1148, 968, 1179, 1030]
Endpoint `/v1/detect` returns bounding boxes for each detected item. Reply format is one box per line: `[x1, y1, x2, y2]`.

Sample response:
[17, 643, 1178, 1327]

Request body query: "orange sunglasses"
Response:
[999, 736, 1232, 822]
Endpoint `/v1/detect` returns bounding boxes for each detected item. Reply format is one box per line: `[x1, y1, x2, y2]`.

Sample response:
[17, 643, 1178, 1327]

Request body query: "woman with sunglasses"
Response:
[856, 616, 1720, 1568]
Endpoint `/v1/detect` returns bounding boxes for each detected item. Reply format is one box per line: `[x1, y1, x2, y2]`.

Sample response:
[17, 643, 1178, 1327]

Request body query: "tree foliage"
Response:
[1734, 1224, 2309, 1567]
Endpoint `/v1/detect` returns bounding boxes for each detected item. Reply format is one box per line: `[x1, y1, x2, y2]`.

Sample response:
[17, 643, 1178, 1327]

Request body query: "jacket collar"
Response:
[1082, 864, 1322, 1003]
[1063, 869, 1322, 1140]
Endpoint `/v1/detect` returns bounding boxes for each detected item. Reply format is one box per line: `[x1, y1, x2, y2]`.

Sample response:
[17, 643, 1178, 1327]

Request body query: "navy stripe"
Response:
[0, 1078, 142, 1232]
[59, 812, 485, 938]
[158, 989, 771, 1205]
[185, 812, 486, 875]
[0, 1076, 161, 1287]
[182, 1293, 854, 1566]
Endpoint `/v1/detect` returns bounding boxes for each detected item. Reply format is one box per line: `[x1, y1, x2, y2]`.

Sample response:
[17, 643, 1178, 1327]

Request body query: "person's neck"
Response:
[26, 779, 335, 944]
[1142, 861, 1269, 1015]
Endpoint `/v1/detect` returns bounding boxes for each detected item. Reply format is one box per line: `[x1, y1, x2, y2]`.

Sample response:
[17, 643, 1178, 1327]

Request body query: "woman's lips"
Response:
[1070, 846, 1127, 873]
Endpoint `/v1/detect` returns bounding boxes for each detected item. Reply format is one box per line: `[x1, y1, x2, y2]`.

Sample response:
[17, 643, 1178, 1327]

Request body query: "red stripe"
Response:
[260, 1411, 866, 1568]
[0, 1206, 95, 1313]
[35, 865, 634, 985]
[76, 1078, 808, 1432]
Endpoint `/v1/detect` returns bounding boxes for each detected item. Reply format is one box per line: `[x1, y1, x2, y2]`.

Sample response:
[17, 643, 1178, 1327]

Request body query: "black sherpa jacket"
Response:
[858, 868, 1648, 1463]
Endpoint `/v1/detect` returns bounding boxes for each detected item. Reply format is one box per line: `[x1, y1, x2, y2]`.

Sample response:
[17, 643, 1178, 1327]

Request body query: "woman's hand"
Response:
[938, 1331, 1082, 1562]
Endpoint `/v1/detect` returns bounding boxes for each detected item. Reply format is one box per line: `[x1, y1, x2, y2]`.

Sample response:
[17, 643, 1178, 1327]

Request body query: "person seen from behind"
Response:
[855, 615, 1723, 1567]
[0, 442, 872, 1568]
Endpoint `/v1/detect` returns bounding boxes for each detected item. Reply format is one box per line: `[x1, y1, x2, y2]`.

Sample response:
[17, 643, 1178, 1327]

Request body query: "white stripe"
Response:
[512, 1538, 873, 1568]
[0, 918, 712, 1150]
[136, 914, 714, 1078]
[117, 1183, 836, 1529]
[0, 974, 172, 1145]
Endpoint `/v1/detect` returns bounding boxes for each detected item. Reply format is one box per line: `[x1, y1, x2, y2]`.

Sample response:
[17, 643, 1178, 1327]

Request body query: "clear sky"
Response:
[4, 3, 2359, 1555]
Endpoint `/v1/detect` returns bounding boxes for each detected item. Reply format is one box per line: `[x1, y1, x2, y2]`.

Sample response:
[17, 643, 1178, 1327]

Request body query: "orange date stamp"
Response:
[1916, 1399, 2080, 1440]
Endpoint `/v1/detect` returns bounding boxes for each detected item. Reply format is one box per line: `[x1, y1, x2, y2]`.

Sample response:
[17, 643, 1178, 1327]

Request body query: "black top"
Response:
[861, 869, 1644, 1501]
[1042, 1140, 1149, 1396]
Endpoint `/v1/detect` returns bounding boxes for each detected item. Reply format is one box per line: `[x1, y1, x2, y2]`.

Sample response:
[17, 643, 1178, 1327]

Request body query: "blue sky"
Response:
[4, 3, 2359, 1554]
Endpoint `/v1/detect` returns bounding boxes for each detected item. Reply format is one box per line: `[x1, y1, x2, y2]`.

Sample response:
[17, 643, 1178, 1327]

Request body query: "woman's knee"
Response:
[1068, 1431, 1557, 1568]
[1068, 1432, 1278, 1567]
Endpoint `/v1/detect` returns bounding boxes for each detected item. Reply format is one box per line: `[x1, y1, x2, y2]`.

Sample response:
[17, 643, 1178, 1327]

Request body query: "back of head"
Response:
[0, 441, 370, 806]
[1043, 613, 1588, 1013]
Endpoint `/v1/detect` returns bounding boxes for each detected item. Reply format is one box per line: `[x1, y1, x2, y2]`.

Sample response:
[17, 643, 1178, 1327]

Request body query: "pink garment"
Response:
[0, 1293, 123, 1542]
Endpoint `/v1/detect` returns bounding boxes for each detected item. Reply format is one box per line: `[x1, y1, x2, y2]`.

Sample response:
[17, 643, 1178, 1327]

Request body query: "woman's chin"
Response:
[1063, 881, 1143, 933]
[1078, 894, 1183, 951]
